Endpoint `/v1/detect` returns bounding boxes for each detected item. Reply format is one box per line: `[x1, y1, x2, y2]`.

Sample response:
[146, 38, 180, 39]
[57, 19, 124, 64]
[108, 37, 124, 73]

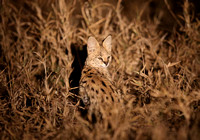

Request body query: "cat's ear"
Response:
[103, 35, 112, 52]
[87, 36, 98, 54]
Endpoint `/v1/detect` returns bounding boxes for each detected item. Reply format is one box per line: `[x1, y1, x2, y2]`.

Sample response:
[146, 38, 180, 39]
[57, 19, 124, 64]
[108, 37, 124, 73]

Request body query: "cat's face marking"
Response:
[86, 35, 112, 68]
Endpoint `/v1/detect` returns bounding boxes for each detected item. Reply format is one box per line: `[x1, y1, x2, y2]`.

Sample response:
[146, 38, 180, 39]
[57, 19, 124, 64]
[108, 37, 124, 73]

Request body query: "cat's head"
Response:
[86, 35, 112, 68]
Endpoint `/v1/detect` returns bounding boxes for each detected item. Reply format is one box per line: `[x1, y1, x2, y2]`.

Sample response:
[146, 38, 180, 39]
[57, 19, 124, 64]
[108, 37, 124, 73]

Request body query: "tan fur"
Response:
[79, 36, 121, 117]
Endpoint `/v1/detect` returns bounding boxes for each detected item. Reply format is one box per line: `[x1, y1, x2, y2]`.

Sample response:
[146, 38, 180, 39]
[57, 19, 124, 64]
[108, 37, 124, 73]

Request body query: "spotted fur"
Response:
[79, 36, 121, 118]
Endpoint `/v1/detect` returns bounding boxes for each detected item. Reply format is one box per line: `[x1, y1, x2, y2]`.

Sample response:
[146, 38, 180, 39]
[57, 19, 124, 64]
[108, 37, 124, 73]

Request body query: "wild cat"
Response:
[79, 35, 121, 120]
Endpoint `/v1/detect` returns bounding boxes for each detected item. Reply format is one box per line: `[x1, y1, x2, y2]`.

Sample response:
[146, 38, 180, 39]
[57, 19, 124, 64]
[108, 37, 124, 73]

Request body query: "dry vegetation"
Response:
[0, 0, 200, 139]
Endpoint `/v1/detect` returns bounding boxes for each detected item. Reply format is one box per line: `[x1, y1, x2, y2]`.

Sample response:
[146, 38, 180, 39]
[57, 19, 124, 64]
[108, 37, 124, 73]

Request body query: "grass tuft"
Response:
[0, 0, 200, 139]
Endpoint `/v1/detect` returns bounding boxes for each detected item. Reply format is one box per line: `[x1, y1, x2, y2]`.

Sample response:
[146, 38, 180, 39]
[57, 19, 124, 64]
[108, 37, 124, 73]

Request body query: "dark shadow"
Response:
[69, 44, 87, 95]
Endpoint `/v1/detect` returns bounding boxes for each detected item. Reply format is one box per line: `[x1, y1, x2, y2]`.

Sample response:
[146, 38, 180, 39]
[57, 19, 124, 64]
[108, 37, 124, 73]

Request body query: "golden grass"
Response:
[0, 0, 200, 139]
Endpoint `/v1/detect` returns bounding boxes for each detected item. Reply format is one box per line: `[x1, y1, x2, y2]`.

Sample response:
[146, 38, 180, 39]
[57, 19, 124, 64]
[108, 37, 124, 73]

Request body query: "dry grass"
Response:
[0, 0, 200, 139]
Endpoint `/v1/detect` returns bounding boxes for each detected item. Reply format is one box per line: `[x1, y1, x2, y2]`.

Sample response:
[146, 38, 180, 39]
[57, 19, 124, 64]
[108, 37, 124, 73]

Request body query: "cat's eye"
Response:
[98, 57, 103, 61]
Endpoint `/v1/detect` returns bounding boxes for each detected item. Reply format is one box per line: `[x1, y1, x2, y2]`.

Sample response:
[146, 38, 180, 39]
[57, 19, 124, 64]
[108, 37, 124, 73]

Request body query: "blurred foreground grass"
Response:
[0, 0, 200, 139]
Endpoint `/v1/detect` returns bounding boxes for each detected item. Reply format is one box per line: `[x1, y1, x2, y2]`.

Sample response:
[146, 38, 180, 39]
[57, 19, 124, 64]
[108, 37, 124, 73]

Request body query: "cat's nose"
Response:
[103, 60, 109, 66]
